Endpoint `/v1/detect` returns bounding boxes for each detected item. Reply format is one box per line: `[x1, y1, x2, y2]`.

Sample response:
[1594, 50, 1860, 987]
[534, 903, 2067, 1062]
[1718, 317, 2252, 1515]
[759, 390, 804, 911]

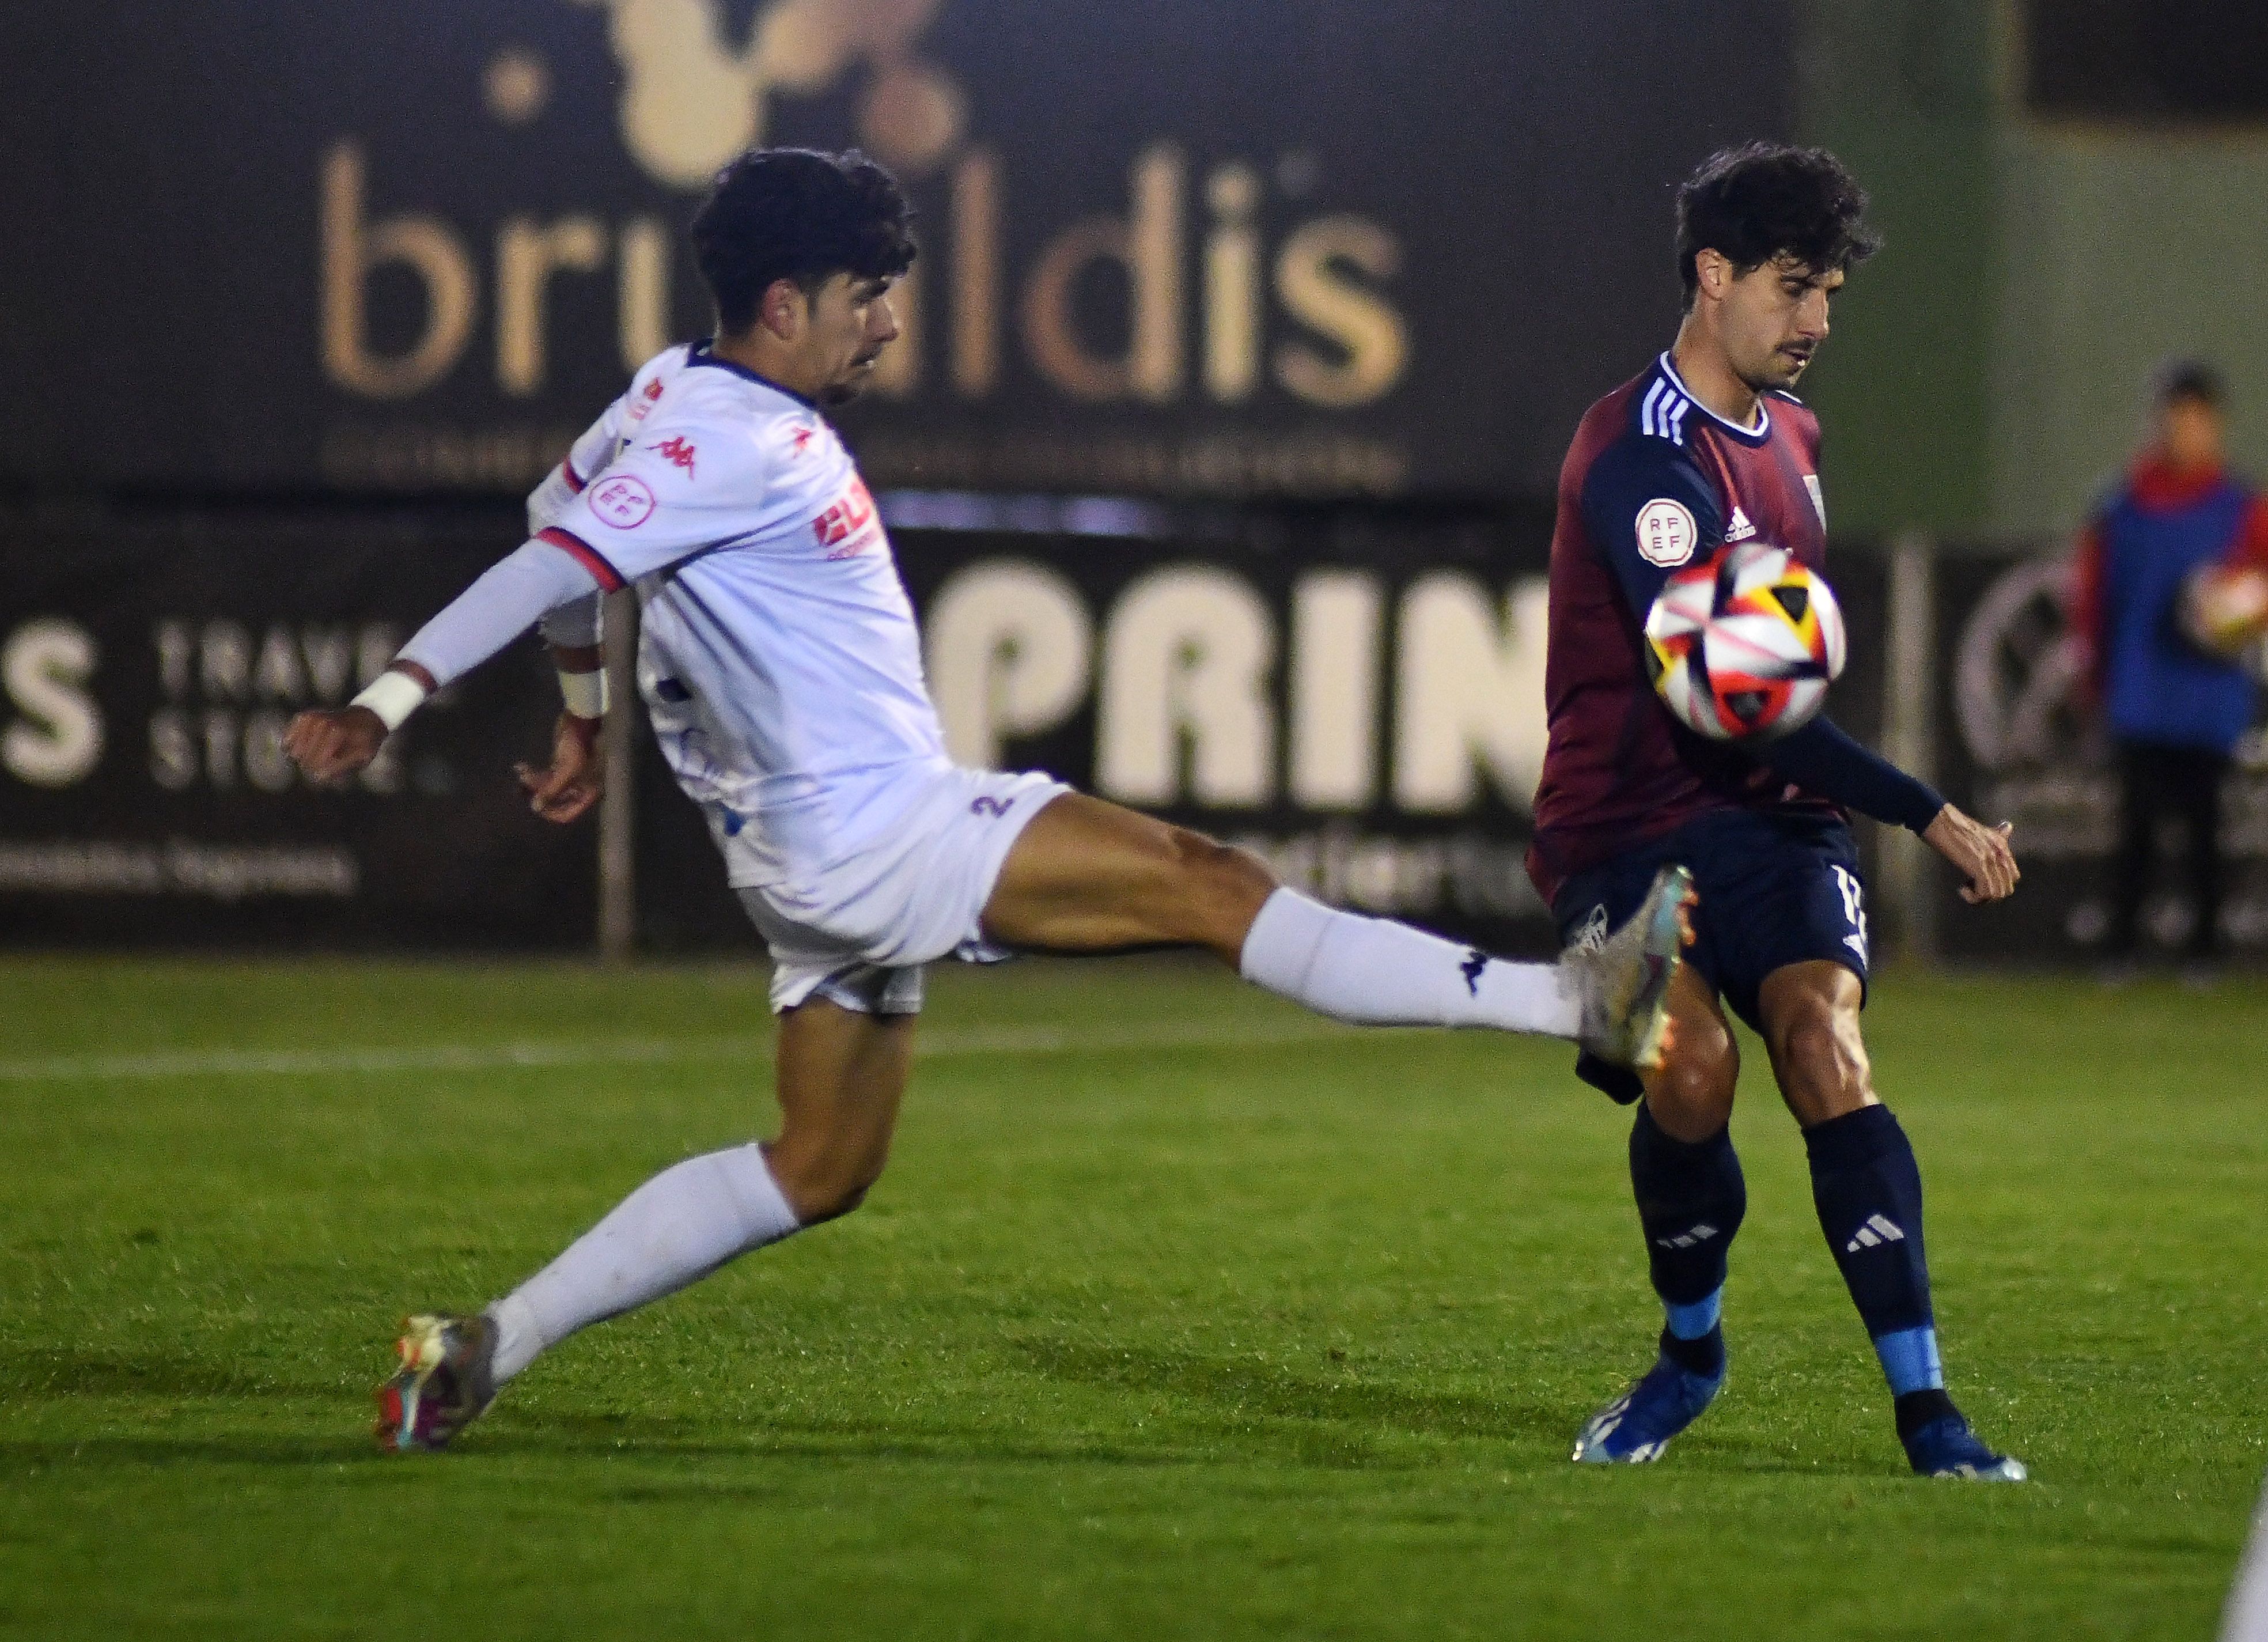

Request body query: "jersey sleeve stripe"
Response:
[536, 526, 626, 593]
[561, 460, 587, 495]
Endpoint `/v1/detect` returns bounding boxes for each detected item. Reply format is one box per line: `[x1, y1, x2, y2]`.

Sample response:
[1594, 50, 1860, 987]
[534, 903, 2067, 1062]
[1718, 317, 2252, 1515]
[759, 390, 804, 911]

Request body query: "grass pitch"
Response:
[1, 954, 2262, 1640]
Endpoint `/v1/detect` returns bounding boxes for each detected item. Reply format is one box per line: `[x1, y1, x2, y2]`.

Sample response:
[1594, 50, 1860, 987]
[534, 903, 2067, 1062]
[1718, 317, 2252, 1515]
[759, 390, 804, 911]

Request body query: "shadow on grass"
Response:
[1, 1341, 1870, 1482]
[1012, 1337, 1563, 1443]
[0, 1347, 339, 1403]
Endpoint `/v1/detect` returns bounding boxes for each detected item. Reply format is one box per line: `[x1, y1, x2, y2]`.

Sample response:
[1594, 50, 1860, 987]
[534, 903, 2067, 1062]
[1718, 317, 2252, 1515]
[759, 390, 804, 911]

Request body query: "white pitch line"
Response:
[0, 1017, 1364, 1085]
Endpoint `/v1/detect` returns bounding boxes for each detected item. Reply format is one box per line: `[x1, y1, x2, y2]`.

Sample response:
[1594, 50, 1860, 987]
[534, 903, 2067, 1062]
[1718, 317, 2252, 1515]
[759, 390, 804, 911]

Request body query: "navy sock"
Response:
[1804, 1103, 1946, 1397]
[1630, 1104, 1745, 1379]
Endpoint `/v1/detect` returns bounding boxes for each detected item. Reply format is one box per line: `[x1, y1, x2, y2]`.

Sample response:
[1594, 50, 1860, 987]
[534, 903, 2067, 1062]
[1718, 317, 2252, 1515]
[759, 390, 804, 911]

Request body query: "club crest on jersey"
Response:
[1635, 498, 1698, 566]
[650, 435, 696, 476]
[627, 376, 666, 424]
[813, 475, 882, 559]
[590, 474, 656, 529]
[1724, 505, 1757, 542]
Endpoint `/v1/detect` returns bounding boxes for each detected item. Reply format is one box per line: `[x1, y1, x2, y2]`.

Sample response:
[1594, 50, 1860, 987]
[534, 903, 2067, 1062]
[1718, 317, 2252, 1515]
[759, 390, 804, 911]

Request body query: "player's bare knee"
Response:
[1773, 998, 1871, 1121]
[1159, 827, 1277, 951]
[770, 1157, 875, 1225]
[1646, 1021, 1737, 1139]
[762, 1135, 889, 1225]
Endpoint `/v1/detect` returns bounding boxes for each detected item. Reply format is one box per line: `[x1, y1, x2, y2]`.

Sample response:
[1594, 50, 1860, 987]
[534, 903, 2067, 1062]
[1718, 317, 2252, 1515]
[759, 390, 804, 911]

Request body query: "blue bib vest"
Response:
[2099, 478, 2256, 752]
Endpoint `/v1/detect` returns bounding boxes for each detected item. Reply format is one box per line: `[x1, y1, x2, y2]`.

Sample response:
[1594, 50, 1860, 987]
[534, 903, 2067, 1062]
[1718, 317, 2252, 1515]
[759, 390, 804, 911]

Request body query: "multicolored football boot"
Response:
[374, 1312, 497, 1453]
[1566, 864, 1694, 1073]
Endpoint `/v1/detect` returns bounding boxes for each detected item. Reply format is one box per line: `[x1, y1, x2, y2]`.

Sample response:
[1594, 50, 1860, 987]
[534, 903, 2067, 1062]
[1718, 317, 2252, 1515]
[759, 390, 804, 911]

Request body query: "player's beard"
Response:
[822, 352, 884, 406]
[1736, 358, 1804, 398]
[1753, 342, 1814, 392]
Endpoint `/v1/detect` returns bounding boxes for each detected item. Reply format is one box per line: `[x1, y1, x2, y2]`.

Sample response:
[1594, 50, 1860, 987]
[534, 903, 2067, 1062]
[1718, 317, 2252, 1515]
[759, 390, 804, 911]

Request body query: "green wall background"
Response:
[1797, 0, 2268, 542]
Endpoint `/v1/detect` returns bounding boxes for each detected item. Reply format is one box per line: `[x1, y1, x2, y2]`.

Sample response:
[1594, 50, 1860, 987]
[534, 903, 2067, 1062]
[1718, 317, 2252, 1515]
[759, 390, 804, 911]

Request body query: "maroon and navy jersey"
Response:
[1527, 353, 1841, 906]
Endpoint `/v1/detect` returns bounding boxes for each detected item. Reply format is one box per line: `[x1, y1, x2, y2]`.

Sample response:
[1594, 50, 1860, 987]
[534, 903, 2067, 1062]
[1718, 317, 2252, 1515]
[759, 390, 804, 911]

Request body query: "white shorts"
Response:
[736, 767, 1070, 1016]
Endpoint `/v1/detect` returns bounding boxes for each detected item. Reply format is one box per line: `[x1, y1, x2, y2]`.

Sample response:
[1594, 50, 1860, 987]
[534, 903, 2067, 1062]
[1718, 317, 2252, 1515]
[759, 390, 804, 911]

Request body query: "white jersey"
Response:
[541, 343, 951, 887]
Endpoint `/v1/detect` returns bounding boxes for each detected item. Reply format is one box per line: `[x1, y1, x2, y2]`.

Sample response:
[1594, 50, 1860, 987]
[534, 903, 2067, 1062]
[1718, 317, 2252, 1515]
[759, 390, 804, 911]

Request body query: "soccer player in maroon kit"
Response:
[1530, 144, 2028, 1477]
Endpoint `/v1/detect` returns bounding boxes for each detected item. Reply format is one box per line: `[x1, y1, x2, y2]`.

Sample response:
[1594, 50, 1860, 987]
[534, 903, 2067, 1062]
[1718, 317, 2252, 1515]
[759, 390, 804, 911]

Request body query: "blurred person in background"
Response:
[2072, 361, 2268, 974]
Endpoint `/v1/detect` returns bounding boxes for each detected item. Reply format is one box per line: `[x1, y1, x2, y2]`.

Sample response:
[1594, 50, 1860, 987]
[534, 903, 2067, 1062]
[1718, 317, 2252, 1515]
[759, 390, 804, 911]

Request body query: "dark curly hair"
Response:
[1675, 143, 1879, 311]
[690, 148, 918, 335]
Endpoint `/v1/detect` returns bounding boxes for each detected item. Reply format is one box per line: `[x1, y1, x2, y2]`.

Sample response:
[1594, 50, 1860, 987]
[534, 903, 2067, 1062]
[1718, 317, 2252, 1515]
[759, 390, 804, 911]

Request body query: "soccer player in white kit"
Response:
[283, 148, 1692, 1452]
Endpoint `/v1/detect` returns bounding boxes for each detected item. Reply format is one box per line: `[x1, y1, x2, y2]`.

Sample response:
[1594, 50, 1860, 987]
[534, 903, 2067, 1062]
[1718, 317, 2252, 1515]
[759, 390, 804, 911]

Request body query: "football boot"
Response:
[1571, 1348, 1724, 1465]
[374, 1312, 498, 1453]
[1565, 864, 1694, 1073]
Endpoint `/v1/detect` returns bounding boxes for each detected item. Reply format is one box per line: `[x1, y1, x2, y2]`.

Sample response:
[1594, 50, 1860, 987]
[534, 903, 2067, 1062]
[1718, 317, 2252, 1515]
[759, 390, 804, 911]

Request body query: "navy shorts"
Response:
[1554, 809, 1871, 1097]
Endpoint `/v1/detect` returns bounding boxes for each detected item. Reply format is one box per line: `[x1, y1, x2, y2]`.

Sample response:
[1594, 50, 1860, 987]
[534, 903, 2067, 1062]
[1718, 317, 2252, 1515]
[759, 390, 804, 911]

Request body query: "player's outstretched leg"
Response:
[1762, 962, 2027, 1481]
[980, 793, 1689, 1071]
[373, 997, 908, 1452]
[1575, 968, 1746, 1463]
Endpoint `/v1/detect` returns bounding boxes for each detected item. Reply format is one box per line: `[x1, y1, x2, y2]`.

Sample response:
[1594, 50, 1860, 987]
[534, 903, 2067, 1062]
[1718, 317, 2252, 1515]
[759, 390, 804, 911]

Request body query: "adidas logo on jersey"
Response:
[1845, 1213, 1904, 1253]
[1724, 505, 1758, 542]
[1653, 1221, 1720, 1251]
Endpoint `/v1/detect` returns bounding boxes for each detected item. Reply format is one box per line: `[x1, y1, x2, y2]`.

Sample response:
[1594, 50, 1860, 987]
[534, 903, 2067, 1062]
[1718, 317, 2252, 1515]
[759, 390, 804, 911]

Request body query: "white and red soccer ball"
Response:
[1642, 541, 1847, 740]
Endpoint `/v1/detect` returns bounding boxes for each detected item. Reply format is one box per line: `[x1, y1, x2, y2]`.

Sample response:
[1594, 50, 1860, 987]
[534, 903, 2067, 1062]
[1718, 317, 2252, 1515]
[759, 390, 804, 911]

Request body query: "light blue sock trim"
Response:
[1873, 1325, 1944, 1395]
[1663, 1288, 1722, 1340]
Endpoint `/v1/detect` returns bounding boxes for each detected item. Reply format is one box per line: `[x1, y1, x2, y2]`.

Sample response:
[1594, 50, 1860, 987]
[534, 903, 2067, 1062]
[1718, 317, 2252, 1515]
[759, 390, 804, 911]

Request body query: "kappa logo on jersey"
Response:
[627, 376, 667, 424]
[1635, 498, 1698, 567]
[590, 474, 657, 529]
[650, 435, 697, 476]
[790, 425, 817, 458]
[813, 475, 882, 558]
[1724, 505, 1757, 542]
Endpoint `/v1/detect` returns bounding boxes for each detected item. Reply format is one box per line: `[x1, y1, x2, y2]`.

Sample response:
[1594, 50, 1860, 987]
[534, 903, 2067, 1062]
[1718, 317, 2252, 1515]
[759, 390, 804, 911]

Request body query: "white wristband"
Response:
[350, 669, 429, 733]
[557, 668, 608, 720]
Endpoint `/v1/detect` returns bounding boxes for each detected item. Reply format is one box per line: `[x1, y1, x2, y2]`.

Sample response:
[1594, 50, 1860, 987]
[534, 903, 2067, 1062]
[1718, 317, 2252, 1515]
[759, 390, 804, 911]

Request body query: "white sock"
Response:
[484, 1143, 802, 1384]
[1237, 887, 1582, 1038]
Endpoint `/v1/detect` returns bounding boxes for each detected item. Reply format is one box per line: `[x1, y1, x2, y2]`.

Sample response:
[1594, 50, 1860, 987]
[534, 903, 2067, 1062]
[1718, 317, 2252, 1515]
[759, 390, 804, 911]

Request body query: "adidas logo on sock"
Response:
[1725, 505, 1758, 542]
[1845, 1213, 1904, 1253]
[1653, 1221, 1720, 1250]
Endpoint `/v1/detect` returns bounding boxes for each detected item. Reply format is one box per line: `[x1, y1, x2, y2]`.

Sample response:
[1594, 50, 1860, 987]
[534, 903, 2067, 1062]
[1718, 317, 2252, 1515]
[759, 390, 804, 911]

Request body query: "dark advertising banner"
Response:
[1, 503, 1894, 953]
[2, 1, 1790, 502]
[1936, 549, 2268, 961]
[0, 508, 595, 949]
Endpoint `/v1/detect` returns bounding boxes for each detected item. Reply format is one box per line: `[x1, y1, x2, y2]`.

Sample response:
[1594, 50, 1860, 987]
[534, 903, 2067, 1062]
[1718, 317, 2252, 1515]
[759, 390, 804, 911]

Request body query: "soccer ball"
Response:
[2178, 562, 2268, 661]
[1642, 541, 1847, 740]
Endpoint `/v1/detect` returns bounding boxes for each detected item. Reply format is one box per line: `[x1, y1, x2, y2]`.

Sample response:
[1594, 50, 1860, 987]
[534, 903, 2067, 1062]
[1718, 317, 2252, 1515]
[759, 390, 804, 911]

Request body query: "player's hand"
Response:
[1923, 804, 2019, 904]
[283, 706, 387, 785]
[516, 712, 605, 824]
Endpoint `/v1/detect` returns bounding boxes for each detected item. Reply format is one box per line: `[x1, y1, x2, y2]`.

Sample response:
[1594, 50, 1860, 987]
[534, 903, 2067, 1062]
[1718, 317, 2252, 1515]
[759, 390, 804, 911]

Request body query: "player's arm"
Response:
[522, 456, 615, 825]
[527, 381, 637, 657]
[1580, 438, 2016, 902]
[284, 539, 605, 785]
[515, 637, 608, 825]
[289, 408, 753, 790]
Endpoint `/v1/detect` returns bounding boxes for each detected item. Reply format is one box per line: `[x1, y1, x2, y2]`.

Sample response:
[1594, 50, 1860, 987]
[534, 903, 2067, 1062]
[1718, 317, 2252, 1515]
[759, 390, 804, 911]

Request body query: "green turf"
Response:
[1, 954, 2261, 1640]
